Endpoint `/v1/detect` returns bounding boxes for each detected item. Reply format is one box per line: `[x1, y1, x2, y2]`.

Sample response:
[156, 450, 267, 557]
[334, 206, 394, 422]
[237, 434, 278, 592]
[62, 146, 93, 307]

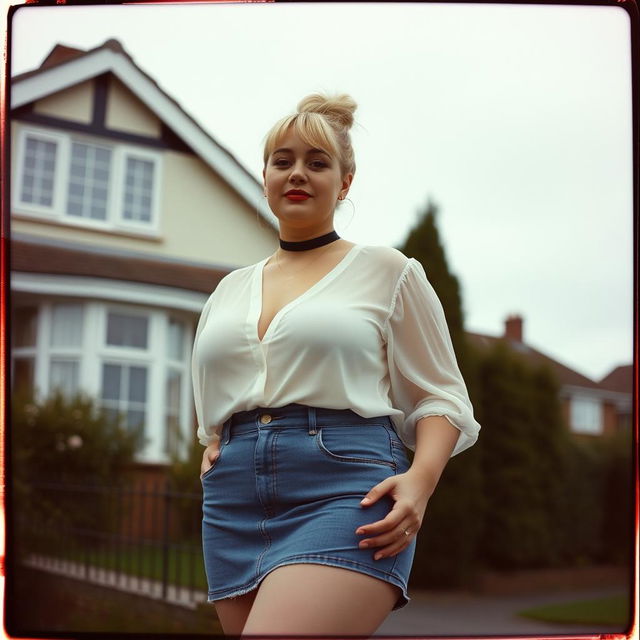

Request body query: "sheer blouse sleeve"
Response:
[191, 291, 218, 447]
[385, 258, 481, 456]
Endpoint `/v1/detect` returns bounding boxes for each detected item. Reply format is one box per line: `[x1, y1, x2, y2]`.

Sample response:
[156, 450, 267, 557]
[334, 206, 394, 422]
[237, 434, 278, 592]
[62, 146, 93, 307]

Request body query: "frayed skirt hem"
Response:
[206, 555, 410, 611]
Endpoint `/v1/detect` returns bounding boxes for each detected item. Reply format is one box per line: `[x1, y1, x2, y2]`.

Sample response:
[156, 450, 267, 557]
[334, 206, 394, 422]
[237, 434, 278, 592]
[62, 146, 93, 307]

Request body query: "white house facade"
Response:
[10, 39, 279, 464]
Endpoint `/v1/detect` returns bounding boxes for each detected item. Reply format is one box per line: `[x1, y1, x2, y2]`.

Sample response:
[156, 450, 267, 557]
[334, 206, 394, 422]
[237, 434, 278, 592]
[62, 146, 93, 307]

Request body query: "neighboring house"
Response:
[9, 38, 279, 464]
[467, 315, 633, 437]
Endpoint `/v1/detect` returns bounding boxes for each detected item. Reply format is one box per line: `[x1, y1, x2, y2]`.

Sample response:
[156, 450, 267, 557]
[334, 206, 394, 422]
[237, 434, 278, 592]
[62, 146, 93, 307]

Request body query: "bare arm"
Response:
[406, 415, 461, 495]
[356, 415, 461, 560]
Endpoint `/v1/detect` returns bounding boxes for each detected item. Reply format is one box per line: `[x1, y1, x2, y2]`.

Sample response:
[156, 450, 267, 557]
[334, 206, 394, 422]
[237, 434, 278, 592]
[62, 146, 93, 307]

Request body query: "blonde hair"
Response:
[263, 93, 357, 178]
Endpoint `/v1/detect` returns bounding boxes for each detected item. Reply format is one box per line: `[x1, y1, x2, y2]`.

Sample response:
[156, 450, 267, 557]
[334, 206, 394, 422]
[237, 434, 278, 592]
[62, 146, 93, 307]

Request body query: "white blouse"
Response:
[191, 244, 480, 456]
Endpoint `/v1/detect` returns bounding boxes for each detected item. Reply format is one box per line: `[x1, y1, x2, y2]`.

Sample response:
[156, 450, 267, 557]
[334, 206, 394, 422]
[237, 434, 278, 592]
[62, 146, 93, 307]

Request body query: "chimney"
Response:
[504, 314, 523, 343]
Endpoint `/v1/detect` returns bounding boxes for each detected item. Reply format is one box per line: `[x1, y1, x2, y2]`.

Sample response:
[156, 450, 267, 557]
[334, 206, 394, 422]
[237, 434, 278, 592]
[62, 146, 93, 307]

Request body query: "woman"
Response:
[192, 93, 481, 637]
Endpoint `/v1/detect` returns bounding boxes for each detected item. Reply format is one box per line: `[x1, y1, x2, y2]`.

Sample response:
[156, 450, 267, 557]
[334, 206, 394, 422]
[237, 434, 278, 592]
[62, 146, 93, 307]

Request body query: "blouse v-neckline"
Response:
[252, 244, 363, 344]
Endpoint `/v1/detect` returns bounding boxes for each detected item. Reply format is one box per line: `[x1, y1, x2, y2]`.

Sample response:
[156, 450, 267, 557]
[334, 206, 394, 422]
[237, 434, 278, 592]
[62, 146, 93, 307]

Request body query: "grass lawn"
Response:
[518, 594, 630, 627]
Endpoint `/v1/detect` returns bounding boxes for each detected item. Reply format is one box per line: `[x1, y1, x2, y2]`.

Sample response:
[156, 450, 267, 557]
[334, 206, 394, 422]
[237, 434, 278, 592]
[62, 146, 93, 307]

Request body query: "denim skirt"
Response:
[201, 403, 416, 610]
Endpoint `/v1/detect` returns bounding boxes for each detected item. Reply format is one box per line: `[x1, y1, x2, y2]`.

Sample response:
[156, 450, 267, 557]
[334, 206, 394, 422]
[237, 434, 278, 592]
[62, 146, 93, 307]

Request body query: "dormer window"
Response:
[67, 141, 112, 220]
[21, 136, 57, 207]
[14, 125, 162, 236]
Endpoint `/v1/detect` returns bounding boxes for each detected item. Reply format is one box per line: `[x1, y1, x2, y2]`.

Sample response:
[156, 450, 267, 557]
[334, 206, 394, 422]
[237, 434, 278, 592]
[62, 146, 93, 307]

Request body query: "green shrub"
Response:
[10, 389, 141, 553]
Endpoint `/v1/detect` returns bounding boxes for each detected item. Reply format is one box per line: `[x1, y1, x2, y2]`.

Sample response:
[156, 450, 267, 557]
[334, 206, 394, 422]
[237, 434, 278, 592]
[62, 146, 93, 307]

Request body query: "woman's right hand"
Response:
[200, 439, 221, 477]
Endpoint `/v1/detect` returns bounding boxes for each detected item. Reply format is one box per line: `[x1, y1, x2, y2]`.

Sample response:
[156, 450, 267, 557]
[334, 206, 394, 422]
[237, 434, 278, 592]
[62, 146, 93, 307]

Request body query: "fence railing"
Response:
[14, 479, 207, 607]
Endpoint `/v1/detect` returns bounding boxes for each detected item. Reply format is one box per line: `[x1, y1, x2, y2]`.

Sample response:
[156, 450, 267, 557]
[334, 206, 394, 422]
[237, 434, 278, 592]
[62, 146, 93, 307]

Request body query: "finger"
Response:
[372, 532, 414, 561]
[360, 477, 396, 507]
[356, 504, 406, 538]
[204, 442, 221, 463]
[358, 518, 414, 550]
[201, 446, 221, 475]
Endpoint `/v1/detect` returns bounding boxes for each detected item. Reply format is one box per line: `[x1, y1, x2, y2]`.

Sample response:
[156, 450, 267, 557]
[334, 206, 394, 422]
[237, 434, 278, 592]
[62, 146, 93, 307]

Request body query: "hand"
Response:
[200, 438, 221, 477]
[355, 470, 434, 560]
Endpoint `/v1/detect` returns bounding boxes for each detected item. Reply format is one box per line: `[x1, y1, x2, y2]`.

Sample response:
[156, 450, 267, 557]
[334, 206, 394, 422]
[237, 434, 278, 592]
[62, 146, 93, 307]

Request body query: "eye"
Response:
[272, 158, 289, 167]
[310, 160, 328, 169]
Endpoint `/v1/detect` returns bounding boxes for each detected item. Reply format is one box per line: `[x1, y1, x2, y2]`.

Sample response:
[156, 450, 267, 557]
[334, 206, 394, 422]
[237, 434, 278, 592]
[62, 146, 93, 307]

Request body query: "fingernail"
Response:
[360, 541, 368, 548]
[361, 497, 370, 504]
[356, 528, 365, 535]
[374, 553, 383, 560]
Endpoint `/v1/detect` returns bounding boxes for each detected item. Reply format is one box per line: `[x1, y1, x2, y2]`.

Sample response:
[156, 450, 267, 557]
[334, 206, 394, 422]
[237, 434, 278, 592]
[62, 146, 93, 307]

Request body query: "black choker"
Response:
[279, 231, 340, 252]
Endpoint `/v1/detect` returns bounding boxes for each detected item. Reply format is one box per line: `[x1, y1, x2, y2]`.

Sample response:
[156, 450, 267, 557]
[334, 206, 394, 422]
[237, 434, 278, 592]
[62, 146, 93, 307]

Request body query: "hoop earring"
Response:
[335, 197, 355, 233]
[255, 195, 268, 229]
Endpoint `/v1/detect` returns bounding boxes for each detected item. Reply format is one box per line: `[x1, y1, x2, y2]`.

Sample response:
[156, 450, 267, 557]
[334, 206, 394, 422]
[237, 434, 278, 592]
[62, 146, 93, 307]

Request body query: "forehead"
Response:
[270, 128, 333, 156]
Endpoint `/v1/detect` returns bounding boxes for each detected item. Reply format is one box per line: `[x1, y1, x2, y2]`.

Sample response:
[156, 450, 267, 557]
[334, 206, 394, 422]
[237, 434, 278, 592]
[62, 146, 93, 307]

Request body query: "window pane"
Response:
[50, 360, 79, 398]
[100, 362, 148, 445]
[167, 319, 184, 361]
[66, 141, 111, 221]
[12, 306, 38, 347]
[106, 312, 148, 349]
[102, 363, 121, 401]
[128, 366, 147, 403]
[127, 409, 145, 431]
[570, 396, 603, 435]
[50, 304, 83, 348]
[122, 156, 154, 223]
[164, 369, 181, 454]
[21, 136, 57, 207]
[12, 358, 34, 395]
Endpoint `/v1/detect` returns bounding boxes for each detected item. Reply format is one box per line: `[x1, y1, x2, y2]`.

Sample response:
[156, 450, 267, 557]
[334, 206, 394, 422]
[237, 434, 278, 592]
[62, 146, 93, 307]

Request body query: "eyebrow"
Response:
[272, 147, 331, 157]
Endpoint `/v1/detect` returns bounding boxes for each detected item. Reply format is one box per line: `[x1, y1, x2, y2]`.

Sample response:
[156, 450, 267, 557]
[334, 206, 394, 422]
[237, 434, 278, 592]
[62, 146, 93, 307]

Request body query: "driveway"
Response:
[375, 586, 629, 636]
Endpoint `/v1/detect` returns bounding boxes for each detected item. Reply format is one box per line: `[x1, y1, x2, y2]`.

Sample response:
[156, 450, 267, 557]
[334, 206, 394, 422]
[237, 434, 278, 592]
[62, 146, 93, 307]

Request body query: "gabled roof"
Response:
[11, 38, 277, 231]
[466, 331, 603, 390]
[599, 364, 634, 394]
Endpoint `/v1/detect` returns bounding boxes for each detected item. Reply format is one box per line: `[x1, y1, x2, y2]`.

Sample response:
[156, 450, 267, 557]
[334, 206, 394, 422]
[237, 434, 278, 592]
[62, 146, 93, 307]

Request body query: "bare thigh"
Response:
[241, 564, 399, 637]
[213, 589, 258, 636]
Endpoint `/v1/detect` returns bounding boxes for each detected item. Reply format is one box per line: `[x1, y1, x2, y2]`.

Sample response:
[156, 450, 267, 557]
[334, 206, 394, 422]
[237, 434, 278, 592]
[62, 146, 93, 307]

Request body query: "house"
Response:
[9, 38, 279, 464]
[467, 315, 633, 437]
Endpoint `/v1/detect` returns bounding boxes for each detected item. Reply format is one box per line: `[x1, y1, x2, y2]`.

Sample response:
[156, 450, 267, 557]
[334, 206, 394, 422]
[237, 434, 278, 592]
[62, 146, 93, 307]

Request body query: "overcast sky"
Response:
[9, 1, 634, 382]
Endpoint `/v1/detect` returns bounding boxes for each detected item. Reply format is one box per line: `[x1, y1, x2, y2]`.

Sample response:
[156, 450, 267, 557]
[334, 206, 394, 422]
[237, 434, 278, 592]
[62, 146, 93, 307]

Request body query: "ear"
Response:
[262, 168, 267, 195]
[339, 172, 354, 199]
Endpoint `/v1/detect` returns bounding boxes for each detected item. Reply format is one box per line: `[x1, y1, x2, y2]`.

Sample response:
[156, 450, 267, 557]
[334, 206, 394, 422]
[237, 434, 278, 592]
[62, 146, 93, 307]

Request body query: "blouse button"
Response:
[260, 414, 272, 424]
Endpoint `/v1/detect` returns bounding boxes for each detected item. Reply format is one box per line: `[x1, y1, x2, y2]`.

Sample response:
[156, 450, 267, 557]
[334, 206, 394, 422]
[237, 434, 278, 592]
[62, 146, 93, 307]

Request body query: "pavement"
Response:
[375, 585, 630, 637]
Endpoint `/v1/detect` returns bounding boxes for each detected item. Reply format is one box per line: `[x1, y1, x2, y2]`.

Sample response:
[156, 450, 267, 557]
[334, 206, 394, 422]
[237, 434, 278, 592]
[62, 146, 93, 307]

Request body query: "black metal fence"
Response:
[14, 479, 207, 607]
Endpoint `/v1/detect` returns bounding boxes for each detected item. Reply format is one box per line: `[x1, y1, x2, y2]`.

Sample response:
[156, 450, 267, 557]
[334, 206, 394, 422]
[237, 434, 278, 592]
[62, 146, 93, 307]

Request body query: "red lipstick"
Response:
[285, 189, 311, 201]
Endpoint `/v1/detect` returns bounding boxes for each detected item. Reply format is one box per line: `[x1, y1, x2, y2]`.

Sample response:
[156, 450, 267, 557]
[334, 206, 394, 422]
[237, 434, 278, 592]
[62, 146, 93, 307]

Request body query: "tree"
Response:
[398, 197, 484, 587]
[398, 196, 467, 362]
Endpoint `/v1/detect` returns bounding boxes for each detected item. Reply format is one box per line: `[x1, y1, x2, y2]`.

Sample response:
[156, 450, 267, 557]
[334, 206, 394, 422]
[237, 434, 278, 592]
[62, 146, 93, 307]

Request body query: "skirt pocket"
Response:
[315, 425, 396, 469]
[200, 440, 226, 481]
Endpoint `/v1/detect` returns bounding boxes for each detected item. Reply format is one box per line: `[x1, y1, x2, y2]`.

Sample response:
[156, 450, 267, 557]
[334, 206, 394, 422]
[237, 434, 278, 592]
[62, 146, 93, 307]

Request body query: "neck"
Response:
[279, 230, 340, 252]
[278, 225, 336, 243]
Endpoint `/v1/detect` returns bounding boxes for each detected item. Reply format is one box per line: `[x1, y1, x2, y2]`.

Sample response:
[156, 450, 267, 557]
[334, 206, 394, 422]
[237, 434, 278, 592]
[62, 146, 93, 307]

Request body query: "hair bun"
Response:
[297, 93, 357, 130]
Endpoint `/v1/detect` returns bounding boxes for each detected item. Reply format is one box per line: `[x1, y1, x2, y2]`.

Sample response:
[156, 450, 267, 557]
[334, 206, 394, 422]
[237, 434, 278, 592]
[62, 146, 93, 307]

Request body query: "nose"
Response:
[288, 160, 307, 184]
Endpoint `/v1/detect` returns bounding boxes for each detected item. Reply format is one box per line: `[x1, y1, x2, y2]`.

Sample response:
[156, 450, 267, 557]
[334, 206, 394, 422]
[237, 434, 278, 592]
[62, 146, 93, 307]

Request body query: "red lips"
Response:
[285, 189, 311, 200]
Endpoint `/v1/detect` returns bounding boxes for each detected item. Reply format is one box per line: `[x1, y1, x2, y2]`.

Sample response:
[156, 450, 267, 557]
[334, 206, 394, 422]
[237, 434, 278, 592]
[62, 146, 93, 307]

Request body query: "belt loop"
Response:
[223, 418, 231, 444]
[308, 406, 317, 435]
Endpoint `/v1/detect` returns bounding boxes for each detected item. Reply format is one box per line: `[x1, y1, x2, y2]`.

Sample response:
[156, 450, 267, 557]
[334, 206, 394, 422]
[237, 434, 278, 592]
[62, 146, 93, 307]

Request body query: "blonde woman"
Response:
[192, 93, 481, 637]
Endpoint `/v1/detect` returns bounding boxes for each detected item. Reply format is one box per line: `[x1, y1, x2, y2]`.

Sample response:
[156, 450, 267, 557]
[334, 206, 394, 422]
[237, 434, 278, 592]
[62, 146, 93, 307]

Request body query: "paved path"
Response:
[375, 586, 629, 636]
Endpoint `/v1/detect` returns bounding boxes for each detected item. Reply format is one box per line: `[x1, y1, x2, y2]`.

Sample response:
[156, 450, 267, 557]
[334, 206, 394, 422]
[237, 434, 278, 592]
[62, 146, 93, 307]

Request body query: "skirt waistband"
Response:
[222, 403, 393, 442]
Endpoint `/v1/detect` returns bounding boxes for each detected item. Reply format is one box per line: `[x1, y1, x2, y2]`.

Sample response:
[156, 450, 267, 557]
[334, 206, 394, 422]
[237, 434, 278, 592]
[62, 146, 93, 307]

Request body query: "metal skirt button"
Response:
[260, 414, 272, 424]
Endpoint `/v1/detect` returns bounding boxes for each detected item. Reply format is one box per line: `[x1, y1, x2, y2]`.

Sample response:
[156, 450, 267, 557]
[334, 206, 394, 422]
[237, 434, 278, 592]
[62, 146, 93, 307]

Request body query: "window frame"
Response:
[13, 125, 162, 237]
[569, 394, 604, 435]
[10, 298, 193, 463]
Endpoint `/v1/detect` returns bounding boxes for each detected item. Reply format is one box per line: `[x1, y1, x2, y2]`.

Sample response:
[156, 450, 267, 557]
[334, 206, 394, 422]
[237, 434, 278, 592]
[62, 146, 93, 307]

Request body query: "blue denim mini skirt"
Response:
[201, 403, 416, 610]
